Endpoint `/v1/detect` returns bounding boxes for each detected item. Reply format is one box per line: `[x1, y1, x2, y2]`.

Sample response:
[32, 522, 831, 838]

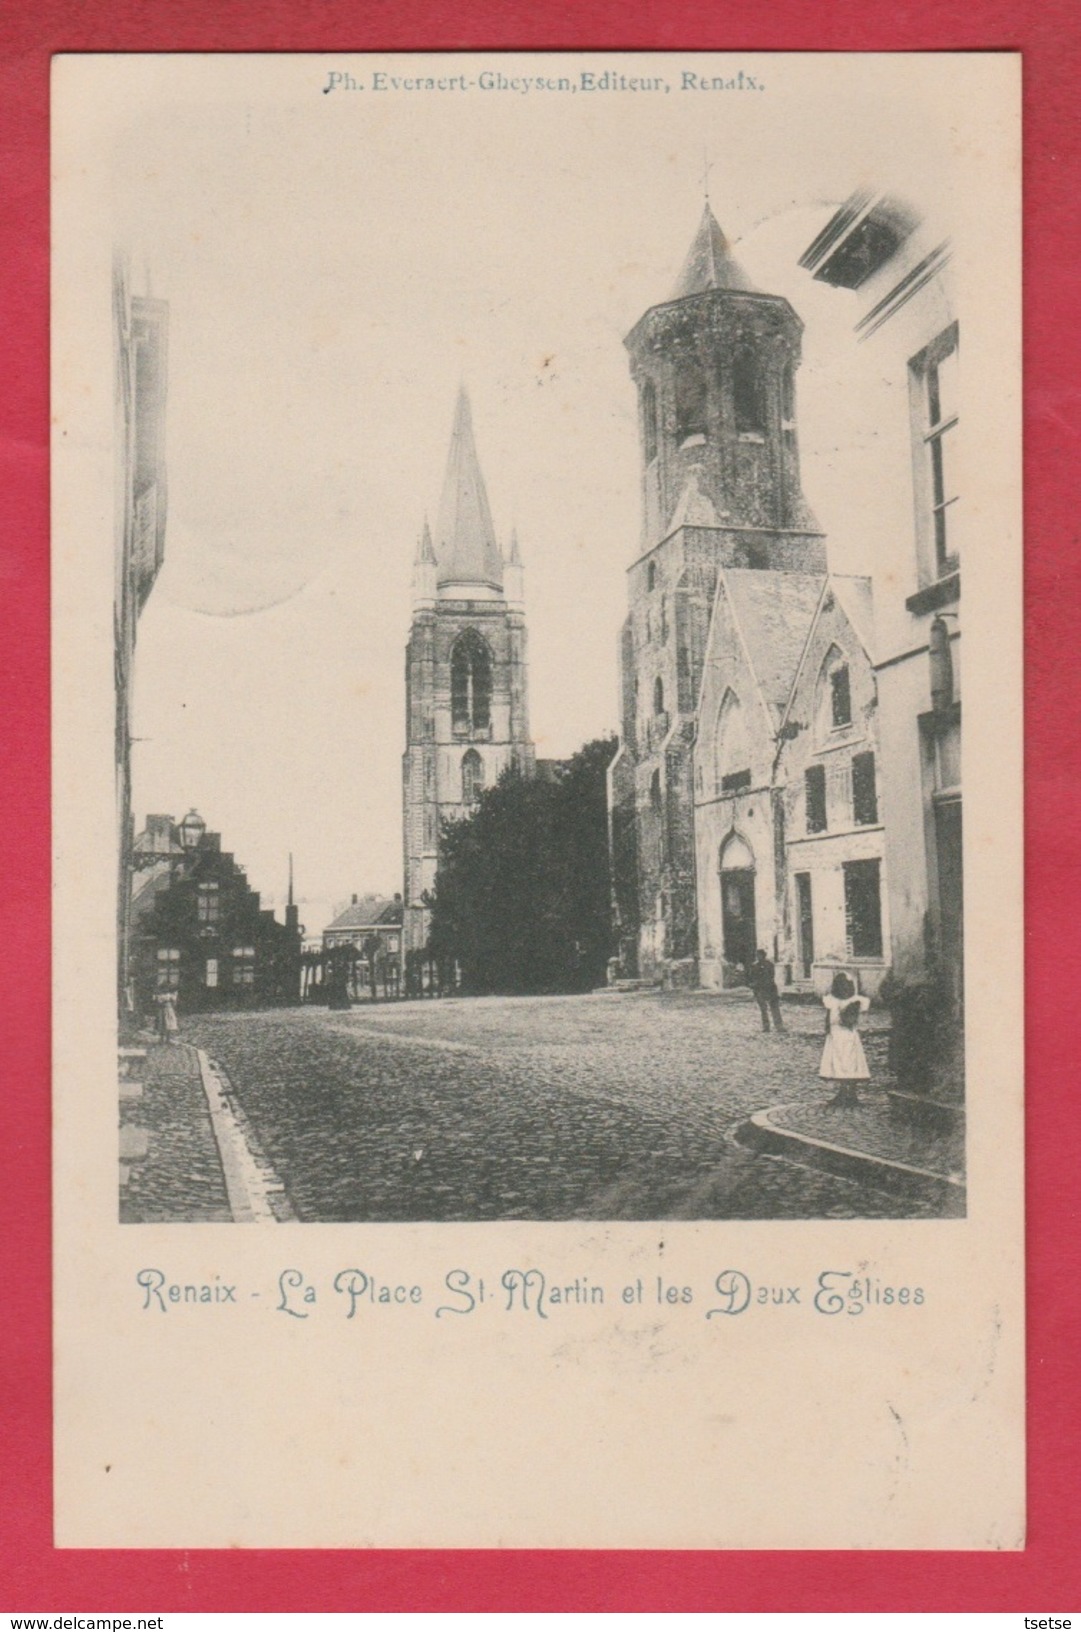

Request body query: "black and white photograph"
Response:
[53, 52, 1023, 1550]
[105, 60, 975, 1227]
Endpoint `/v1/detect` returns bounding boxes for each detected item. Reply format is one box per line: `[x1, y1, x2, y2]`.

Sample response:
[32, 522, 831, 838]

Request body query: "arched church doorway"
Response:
[720, 832, 757, 980]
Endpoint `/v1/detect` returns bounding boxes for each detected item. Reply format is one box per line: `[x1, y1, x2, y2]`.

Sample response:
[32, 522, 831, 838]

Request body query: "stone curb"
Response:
[194, 1046, 293, 1223]
[736, 1104, 966, 1209]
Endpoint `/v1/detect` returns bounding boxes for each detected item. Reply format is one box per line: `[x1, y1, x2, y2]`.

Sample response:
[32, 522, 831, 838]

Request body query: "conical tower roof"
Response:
[671, 203, 758, 299]
[434, 388, 504, 591]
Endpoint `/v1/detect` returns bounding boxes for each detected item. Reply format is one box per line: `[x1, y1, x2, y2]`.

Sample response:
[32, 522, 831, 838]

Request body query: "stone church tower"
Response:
[608, 204, 827, 982]
[403, 389, 534, 957]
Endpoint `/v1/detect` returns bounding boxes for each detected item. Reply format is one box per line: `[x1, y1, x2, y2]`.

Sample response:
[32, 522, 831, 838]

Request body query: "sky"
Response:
[118, 53, 955, 938]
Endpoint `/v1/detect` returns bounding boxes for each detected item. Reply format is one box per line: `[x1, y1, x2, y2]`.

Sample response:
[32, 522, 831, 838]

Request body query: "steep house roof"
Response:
[324, 894, 401, 935]
[721, 569, 827, 722]
[829, 574, 875, 660]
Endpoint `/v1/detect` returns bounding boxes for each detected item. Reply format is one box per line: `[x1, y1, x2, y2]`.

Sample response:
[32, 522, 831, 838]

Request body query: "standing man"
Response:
[747, 949, 785, 1033]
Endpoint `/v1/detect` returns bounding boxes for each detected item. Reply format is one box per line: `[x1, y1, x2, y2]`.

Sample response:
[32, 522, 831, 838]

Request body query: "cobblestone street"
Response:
[171, 990, 951, 1222]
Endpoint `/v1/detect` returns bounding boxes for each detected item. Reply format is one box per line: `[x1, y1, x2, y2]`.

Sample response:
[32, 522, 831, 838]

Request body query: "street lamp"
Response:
[179, 809, 206, 850]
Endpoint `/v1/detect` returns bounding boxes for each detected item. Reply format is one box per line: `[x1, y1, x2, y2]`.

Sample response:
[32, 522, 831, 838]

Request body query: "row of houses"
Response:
[609, 191, 962, 1013]
[129, 811, 403, 1013]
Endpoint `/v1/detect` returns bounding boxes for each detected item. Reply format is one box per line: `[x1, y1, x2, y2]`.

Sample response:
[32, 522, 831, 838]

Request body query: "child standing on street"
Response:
[819, 971, 871, 1107]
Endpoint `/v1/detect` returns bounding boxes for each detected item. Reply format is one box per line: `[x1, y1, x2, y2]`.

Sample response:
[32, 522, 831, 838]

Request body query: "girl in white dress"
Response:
[819, 972, 871, 1107]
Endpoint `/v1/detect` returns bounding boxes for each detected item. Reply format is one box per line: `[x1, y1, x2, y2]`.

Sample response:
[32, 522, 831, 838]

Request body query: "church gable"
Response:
[695, 568, 824, 798]
[721, 569, 826, 728]
[779, 576, 876, 761]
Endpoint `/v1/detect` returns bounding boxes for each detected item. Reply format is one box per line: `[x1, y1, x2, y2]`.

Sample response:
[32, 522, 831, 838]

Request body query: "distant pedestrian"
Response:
[155, 988, 179, 1044]
[747, 949, 785, 1032]
[820, 972, 871, 1107]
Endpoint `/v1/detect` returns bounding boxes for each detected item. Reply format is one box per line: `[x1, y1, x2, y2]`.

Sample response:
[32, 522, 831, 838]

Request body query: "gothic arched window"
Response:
[451, 630, 492, 732]
[641, 380, 658, 464]
[814, 646, 853, 745]
[675, 363, 708, 447]
[733, 353, 766, 435]
[462, 749, 485, 806]
[715, 689, 751, 793]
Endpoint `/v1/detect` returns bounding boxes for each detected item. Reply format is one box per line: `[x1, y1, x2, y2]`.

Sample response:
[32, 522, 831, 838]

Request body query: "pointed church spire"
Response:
[416, 517, 437, 565]
[434, 388, 504, 592]
[504, 527, 524, 608]
[671, 202, 758, 299]
[285, 851, 300, 937]
[412, 517, 438, 607]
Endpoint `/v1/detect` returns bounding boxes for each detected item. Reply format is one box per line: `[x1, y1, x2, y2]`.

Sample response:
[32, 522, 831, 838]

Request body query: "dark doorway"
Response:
[721, 867, 757, 975]
[795, 871, 814, 979]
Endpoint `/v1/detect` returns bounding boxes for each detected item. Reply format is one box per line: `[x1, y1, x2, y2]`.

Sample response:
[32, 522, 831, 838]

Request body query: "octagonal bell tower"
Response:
[608, 204, 826, 983]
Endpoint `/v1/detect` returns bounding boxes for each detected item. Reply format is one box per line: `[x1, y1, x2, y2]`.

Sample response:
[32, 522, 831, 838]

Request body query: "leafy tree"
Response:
[427, 737, 617, 995]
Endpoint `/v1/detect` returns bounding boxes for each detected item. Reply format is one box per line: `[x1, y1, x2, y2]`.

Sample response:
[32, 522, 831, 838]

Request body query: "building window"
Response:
[911, 324, 959, 576]
[805, 764, 827, 834]
[647, 561, 656, 592]
[815, 647, 852, 745]
[675, 364, 708, 447]
[205, 957, 219, 988]
[830, 665, 852, 727]
[843, 858, 883, 958]
[733, 353, 766, 435]
[653, 676, 665, 715]
[462, 748, 484, 805]
[721, 770, 752, 794]
[156, 947, 180, 990]
[232, 946, 256, 986]
[852, 751, 878, 825]
[641, 380, 658, 464]
[451, 630, 492, 732]
[197, 881, 220, 924]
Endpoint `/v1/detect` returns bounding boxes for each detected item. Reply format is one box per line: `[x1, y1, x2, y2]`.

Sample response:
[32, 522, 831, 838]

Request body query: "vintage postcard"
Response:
[52, 51, 1023, 1548]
